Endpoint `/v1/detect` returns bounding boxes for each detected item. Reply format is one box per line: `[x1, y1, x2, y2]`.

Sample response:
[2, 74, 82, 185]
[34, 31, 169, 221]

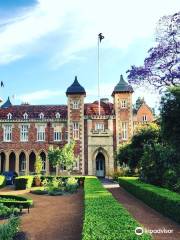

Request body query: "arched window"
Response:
[40, 152, 46, 171]
[19, 152, 26, 171]
[7, 113, 12, 120]
[39, 112, 44, 119]
[23, 112, 28, 120]
[55, 112, 61, 119]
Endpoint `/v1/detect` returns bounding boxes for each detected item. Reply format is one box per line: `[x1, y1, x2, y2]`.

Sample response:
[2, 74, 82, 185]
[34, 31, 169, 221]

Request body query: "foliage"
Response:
[127, 12, 180, 90]
[118, 177, 180, 223]
[48, 141, 76, 173]
[15, 176, 34, 190]
[160, 86, 180, 152]
[43, 177, 64, 195]
[0, 216, 20, 240]
[65, 177, 78, 193]
[82, 177, 152, 240]
[0, 195, 33, 209]
[117, 123, 160, 170]
[0, 175, 6, 188]
[0, 203, 20, 219]
[111, 165, 131, 181]
[34, 155, 43, 175]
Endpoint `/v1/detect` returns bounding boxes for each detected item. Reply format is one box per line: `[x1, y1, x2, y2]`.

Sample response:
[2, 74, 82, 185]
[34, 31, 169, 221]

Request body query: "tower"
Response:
[112, 75, 133, 148]
[66, 76, 86, 175]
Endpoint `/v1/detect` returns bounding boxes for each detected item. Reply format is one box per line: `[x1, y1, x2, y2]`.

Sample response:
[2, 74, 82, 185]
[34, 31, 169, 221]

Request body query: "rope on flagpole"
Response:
[98, 35, 100, 116]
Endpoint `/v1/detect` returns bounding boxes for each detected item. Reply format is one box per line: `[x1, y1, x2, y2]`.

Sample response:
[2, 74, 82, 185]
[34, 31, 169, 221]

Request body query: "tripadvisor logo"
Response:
[135, 227, 174, 235]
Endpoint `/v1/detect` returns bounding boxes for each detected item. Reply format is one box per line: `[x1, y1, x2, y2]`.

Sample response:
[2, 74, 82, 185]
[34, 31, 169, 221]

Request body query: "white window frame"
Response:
[95, 123, 104, 131]
[42, 158, 46, 171]
[3, 125, 12, 142]
[142, 115, 147, 122]
[7, 113, 12, 120]
[23, 112, 28, 120]
[121, 100, 127, 108]
[20, 125, 29, 142]
[54, 126, 62, 142]
[39, 112, 44, 119]
[72, 122, 79, 140]
[20, 156, 26, 171]
[122, 122, 128, 140]
[55, 112, 61, 119]
[37, 125, 45, 141]
[72, 100, 79, 109]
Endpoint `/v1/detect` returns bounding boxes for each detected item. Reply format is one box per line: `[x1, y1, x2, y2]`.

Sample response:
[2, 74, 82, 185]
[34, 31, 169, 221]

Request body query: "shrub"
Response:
[0, 203, 20, 218]
[15, 176, 34, 190]
[0, 216, 20, 240]
[118, 177, 180, 223]
[65, 177, 78, 193]
[0, 195, 33, 209]
[0, 175, 6, 188]
[82, 177, 151, 240]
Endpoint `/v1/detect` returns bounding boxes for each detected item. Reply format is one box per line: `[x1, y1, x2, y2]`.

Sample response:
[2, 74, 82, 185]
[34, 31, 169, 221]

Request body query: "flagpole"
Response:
[98, 35, 100, 116]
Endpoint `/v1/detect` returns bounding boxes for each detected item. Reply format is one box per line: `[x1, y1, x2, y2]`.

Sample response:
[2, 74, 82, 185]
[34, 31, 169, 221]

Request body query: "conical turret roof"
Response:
[1, 97, 12, 108]
[66, 76, 86, 96]
[112, 75, 133, 96]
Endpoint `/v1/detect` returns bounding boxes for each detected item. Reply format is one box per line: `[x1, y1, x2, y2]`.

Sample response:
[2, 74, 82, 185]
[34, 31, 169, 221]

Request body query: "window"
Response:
[54, 126, 62, 141]
[20, 155, 26, 171]
[39, 112, 44, 119]
[122, 122, 128, 140]
[142, 115, 147, 122]
[121, 100, 127, 108]
[21, 125, 28, 142]
[3, 125, 12, 142]
[37, 125, 45, 141]
[55, 112, 61, 119]
[7, 113, 12, 120]
[95, 123, 104, 131]
[23, 112, 28, 120]
[72, 100, 79, 109]
[72, 122, 79, 140]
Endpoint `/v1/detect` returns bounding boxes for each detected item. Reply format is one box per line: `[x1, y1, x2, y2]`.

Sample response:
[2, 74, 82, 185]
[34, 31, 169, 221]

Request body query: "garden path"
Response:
[101, 178, 180, 240]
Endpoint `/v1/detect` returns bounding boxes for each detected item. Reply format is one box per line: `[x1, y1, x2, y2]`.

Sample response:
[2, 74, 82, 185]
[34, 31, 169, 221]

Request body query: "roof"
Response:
[112, 75, 133, 96]
[0, 105, 68, 120]
[66, 76, 86, 96]
[1, 97, 12, 108]
[85, 101, 114, 115]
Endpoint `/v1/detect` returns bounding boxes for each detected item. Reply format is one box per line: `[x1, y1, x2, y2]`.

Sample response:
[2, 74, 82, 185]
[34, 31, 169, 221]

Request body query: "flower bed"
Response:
[0, 216, 20, 240]
[118, 177, 180, 223]
[82, 177, 151, 240]
[0, 203, 20, 219]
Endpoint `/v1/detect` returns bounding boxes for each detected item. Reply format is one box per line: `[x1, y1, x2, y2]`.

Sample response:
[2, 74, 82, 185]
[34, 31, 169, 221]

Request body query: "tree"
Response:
[48, 141, 76, 174]
[34, 156, 43, 175]
[160, 86, 180, 153]
[134, 97, 145, 110]
[127, 12, 180, 90]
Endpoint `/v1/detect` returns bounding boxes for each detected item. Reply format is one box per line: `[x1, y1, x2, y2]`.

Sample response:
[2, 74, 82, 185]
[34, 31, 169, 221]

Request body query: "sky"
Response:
[0, 0, 179, 112]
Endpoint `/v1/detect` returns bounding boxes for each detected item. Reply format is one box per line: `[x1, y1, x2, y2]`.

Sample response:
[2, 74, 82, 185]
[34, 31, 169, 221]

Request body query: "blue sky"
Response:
[0, 0, 179, 110]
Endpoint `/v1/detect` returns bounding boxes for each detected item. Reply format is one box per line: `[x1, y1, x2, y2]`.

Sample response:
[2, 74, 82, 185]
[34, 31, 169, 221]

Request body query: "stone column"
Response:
[15, 152, 19, 174]
[5, 152, 9, 171]
[108, 118, 113, 132]
[26, 152, 29, 175]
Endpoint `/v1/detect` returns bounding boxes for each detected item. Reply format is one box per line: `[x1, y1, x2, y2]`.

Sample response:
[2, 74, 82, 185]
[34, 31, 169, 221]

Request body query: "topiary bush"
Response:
[0, 216, 20, 240]
[0, 175, 6, 188]
[65, 177, 78, 193]
[119, 177, 180, 223]
[15, 176, 34, 190]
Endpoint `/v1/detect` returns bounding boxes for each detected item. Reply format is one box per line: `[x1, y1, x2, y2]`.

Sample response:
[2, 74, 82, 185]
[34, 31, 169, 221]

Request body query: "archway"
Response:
[96, 152, 105, 177]
[0, 152, 6, 173]
[19, 152, 26, 172]
[9, 152, 16, 172]
[40, 152, 46, 172]
[29, 152, 36, 173]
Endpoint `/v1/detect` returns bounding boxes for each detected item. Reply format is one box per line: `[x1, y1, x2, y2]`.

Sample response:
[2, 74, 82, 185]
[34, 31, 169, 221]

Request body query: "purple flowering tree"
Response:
[127, 12, 180, 90]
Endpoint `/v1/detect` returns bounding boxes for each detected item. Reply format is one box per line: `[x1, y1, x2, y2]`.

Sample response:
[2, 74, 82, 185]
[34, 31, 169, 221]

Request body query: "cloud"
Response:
[0, 0, 179, 66]
[17, 89, 64, 103]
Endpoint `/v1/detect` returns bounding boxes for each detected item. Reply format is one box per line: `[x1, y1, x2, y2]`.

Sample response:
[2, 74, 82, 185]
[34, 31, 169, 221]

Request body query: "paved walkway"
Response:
[101, 179, 180, 240]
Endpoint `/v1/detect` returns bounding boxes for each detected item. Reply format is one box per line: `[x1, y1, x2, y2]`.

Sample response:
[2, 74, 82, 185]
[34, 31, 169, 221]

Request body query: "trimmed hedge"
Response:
[118, 177, 180, 223]
[15, 176, 34, 190]
[0, 195, 33, 208]
[0, 175, 6, 188]
[82, 177, 151, 240]
[40, 175, 85, 186]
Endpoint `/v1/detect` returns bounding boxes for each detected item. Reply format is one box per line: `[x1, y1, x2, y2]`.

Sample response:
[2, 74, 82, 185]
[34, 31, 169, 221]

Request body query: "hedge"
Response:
[40, 176, 85, 186]
[0, 195, 33, 209]
[0, 216, 20, 240]
[0, 175, 6, 188]
[15, 176, 34, 190]
[82, 177, 151, 240]
[118, 177, 180, 223]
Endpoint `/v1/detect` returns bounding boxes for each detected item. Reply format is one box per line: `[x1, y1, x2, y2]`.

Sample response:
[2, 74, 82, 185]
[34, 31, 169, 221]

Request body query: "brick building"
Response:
[0, 75, 154, 177]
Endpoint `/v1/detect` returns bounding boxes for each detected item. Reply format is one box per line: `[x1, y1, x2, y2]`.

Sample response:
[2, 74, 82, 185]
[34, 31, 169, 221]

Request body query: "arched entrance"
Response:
[9, 152, 16, 172]
[29, 152, 36, 173]
[40, 152, 46, 172]
[19, 152, 26, 172]
[0, 152, 6, 173]
[96, 152, 105, 177]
